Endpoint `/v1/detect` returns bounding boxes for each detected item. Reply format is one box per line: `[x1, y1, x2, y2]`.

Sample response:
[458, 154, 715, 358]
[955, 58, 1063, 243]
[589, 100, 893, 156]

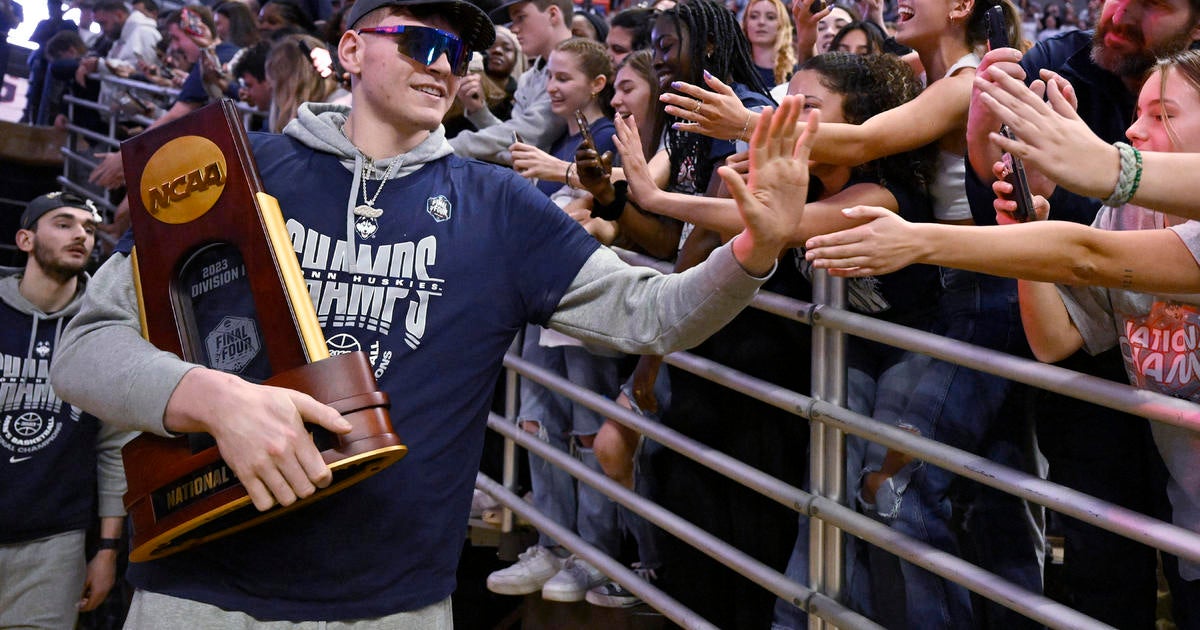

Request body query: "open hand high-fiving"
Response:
[722, 95, 820, 275]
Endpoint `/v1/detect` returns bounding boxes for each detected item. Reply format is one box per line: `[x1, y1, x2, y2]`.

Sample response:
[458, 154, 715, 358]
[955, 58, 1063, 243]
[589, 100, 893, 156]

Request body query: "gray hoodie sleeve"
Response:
[547, 240, 770, 355]
[51, 253, 199, 436]
[448, 66, 566, 164]
[95, 421, 137, 518]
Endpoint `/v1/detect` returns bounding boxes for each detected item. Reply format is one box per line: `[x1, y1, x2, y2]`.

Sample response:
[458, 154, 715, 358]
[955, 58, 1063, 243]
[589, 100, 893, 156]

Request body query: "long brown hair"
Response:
[266, 34, 343, 132]
[615, 50, 665, 161]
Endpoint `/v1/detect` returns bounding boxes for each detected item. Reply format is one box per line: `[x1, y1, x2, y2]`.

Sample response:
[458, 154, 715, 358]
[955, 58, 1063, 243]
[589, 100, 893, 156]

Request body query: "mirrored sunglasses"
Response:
[357, 24, 471, 76]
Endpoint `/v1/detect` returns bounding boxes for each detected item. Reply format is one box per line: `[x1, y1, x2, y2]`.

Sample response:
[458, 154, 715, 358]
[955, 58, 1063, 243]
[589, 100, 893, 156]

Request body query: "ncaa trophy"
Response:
[116, 100, 407, 562]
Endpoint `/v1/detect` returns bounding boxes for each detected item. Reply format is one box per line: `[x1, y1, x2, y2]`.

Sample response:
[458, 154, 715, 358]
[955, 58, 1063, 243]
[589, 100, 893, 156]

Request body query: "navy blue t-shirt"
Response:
[126, 134, 602, 620]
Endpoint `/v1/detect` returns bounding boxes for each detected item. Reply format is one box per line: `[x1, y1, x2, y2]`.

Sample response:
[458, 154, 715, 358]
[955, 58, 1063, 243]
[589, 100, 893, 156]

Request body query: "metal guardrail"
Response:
[481, 252, 1200, 629]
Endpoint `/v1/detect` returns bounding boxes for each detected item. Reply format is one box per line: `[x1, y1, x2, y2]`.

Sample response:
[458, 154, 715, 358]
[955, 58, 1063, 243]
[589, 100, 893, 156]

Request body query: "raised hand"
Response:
[976, 66, 1119, 199]
[89, 152, 126, 190]
[613, 114, 661, 208]
[574, 144, 613, 192]
[456, 73, 486, 114]
[966, 47, 1026, 181]
[723, 94, 819, 275]
[991, 158, 1050, 223]
[659, 71, 757, 142]
[792, 0, 828, 60]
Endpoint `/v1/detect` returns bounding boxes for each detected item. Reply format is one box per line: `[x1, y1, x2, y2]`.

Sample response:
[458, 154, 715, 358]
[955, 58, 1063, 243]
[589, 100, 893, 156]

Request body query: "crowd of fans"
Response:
[3, 0, 1200, 627]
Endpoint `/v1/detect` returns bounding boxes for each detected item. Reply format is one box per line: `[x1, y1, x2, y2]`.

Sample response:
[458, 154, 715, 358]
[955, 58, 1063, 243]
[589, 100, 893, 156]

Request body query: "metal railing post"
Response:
[809, 270, 847, 629]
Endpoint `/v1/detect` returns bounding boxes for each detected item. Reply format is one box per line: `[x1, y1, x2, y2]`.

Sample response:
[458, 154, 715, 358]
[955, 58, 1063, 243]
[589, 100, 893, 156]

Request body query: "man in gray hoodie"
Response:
[0, 192, 133, 629]
[50, 0, 812, 624]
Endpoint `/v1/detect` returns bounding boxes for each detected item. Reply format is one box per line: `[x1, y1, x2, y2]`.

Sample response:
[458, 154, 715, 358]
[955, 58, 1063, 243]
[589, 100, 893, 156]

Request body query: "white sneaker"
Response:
[541, 556, 607, 602]
[486, 546, 565, 595]
[470, 489, 499, 518]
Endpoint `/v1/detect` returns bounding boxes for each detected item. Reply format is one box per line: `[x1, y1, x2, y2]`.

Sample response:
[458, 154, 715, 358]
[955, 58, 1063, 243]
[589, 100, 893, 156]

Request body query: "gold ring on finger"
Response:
[692, 99, 704, 113]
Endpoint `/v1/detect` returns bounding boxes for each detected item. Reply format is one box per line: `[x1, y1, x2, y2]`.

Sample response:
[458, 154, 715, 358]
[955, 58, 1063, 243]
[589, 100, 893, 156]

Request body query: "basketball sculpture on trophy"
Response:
[117, 100, 408, 562]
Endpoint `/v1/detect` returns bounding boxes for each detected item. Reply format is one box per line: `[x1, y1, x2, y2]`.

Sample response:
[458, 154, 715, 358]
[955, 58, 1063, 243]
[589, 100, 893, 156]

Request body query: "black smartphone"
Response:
[574, 109, 611, 179]
[985, 4, 1009, 52]
[574, 109, 596, 150]
[985, 5, 1034, 221]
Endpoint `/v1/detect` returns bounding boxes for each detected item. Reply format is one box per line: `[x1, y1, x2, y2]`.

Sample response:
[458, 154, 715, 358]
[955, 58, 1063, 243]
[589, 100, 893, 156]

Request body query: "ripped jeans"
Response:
[518, 326, 622, 555]
[773, 332, 929, 629]
[855, 271, 1040, 629]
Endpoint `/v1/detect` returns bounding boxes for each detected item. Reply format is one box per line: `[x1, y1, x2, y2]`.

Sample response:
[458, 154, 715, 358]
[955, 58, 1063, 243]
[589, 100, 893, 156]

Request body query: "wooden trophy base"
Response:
[123, 352, 408, 562]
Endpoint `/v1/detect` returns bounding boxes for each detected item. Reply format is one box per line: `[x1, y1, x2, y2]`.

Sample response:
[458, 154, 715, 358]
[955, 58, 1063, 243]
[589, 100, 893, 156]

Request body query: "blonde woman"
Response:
[265, 34, 350, 133]
[742, 0, 795, 86]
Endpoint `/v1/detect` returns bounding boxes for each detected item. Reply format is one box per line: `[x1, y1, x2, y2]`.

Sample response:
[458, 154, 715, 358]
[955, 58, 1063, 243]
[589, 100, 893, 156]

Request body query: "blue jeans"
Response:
[773, 332, 929, 629]
[518, 326, 621, 555]
[856, 271, 1043, 628]
[617, 368, 671, 571]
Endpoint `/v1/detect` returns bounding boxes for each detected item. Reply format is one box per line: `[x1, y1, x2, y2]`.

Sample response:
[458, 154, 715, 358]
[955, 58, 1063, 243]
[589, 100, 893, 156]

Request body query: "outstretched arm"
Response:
[664, 70, 970, 167]
[804, 206, 1200, 293]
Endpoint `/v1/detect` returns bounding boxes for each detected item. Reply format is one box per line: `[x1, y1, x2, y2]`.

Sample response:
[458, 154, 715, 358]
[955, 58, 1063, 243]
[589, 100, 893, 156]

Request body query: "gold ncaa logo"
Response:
[140, 136, 227, 224]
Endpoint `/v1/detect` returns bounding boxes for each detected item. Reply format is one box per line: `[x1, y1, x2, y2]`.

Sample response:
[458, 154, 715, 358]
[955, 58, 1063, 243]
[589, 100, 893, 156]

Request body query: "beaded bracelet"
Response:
[1102, 141, 1143, 207]
[591, 180, 628, 221]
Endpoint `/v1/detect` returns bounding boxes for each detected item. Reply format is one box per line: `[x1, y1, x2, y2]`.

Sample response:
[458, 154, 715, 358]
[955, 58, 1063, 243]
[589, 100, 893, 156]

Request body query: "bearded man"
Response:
[0, 192, 135, 629]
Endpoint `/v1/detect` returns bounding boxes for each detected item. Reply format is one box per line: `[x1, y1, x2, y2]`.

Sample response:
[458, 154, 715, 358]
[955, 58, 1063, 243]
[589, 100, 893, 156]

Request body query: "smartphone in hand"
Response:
[985, 5, 1035, 222]
[574, 110, 596, 152]
[573, 109, 610, 183]
[181, 7, 207, 39]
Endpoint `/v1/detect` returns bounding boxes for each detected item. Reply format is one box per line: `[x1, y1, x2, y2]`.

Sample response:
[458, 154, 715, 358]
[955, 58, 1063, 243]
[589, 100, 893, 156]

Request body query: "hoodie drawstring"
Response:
[346, 152, 365, 274]
[26, 311, 40, 360]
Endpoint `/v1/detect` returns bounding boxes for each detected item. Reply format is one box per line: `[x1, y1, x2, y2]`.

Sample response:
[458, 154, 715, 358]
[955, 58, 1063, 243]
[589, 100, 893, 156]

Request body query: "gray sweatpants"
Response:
[124, 590, 453, 629]
[0, 530, 87, 630]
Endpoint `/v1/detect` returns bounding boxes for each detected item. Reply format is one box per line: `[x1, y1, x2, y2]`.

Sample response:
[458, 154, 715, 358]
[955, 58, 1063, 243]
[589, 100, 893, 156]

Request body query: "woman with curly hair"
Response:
[743, 0, 796, 86]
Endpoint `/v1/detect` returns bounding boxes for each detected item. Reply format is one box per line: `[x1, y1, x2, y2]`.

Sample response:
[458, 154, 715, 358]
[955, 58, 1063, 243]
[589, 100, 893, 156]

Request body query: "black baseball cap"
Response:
[345, 0, 496, 52]
[487, 0, 529, 23]
[20, 192, 103, 231]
